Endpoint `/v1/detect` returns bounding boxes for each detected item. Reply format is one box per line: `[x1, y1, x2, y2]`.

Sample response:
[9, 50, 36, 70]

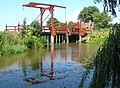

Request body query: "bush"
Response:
[81, 29, 109, 44]
[2, 44, 28, 55]
[0, 32, 28, 55]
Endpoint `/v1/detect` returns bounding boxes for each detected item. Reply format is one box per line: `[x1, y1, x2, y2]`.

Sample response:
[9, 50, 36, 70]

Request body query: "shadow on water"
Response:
[0, 43, 100, 88]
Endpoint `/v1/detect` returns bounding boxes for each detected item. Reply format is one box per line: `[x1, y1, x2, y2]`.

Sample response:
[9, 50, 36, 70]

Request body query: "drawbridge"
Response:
[5, 2, 93, 44]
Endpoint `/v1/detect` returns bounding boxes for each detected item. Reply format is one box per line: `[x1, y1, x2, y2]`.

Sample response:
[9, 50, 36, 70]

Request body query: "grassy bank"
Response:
[0, 31, 47, 56]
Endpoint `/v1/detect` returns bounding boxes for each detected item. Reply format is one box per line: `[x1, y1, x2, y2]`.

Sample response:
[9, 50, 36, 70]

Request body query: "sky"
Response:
[0, 0, 120, 31]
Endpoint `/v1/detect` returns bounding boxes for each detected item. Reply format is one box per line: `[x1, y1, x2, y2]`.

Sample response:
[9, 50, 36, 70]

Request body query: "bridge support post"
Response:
[55, 36, 57, 44]
[58, 35, 60, 44]
[66, 36, 69, 43]
[79, 20, 82, 43]
[79, 36, 81, 42]
[63, 35, 66, 43]
[51, 35, 55, 44]
[60, 35, 62, 43]
[56, 35, 58, 44]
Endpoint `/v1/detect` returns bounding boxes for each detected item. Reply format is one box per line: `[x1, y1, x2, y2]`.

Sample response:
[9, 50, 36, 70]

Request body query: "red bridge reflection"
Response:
[22, 43, 93, 84]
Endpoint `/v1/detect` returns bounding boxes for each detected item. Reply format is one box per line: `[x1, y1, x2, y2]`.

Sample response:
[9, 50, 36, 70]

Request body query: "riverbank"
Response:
[0, 31, 47, 56]
[0, 28, 110, 56]
[81, 29, 109, 44]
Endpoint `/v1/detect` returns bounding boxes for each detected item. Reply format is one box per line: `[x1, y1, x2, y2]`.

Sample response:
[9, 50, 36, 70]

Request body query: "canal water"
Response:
[0, 43, 99, 88]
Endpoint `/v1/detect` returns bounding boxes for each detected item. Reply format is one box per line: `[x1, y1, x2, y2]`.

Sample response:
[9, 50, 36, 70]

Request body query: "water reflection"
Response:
[0, 43, 99, 88]
[22, 48, 55, 84]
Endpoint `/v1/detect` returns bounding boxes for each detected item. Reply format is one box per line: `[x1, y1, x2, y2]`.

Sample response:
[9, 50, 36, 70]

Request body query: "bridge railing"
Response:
[42, 26, 51, 32]
[6, 22, 21, 32]
[70, 21, 80, 32]
[5, 22, 28, 32]
[55, 22, 67, 32]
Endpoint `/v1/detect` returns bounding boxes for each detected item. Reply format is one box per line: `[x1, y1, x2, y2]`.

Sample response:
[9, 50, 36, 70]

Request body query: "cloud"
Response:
[111, 18, 120, 24]
[66, 10, 80, 22]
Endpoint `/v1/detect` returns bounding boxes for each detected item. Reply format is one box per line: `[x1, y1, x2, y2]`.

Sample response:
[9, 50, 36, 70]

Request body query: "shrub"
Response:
[0, 32, 27, 55]
[2, 44, 28, 55]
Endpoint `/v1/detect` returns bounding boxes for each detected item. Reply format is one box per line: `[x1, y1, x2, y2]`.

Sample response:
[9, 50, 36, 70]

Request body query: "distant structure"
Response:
[5, 2, 94, 44]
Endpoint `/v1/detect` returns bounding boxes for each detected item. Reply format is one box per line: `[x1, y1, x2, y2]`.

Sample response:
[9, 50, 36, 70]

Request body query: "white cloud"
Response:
[66, 10, 80, 22]
[111, 18, 120, 24]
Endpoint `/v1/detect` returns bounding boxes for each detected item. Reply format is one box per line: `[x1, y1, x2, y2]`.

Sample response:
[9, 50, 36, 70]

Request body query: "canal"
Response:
[0, 43, 99, 88]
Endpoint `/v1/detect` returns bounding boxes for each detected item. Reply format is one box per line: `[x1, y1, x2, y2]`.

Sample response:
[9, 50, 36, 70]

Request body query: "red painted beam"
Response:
[22, 2, 66, 8]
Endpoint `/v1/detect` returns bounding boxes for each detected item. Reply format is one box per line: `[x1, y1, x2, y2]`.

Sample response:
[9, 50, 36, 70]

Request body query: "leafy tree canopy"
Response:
[78, 6, 99, 22]
[78, 6, 111, 29]
[30, 20, 40, 30]
[67, 21, 74, 29]
[93, 12, 112, 29]
[46, 18, 62, 27]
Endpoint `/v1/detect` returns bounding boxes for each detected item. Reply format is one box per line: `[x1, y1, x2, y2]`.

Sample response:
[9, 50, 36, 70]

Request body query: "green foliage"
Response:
[28, 26, 41, 37]
[2, 44, 27, 55]
[67, 21, 74, 29]
[21, 18, 27, 37]
[0, 19, 47, 56]
[31, 20, 40, 31]
[81, 29, 109, 44]
[78, 6, 99, 22]
[93, 12, 112, 29]
[23, 25, 47, 49]
[90, 23, 120, 88]
[23, 34, 47, 49]
[0, 32, 23, 45]
[46, 18, 62, 26]
[21, 19, 47, 49]
[0, 32, 27, 55]
[78, 6, 112, 30]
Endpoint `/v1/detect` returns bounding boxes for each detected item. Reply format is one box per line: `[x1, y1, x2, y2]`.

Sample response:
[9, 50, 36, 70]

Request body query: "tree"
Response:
[78, 6, 99, 22]
[21, 18, 27, 38]
[78, 6, 111, 30]
[30, 20, 41, 36]
[67, 21, 74, 29]
[30, 20, 40, 30]
[93, 12, 112, 29]
[89, 1, 120, 88]
[94, 0, 120, 16]
[46, 18, 62, 27]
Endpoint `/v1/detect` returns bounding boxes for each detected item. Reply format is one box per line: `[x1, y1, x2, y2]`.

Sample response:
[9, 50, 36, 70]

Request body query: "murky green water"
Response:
[0, 43, 99, 88]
